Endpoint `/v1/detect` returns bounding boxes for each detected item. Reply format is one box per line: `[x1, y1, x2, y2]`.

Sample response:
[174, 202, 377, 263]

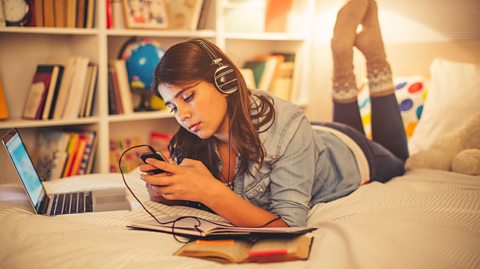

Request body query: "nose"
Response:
[177, 104, 191, 121]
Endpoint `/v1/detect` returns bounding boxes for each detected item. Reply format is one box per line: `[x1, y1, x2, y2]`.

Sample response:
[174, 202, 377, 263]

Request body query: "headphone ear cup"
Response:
[214, 65, 239, 95]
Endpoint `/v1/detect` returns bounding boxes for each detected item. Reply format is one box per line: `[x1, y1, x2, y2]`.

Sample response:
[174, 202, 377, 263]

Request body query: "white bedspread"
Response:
[0, 169, 479, 269]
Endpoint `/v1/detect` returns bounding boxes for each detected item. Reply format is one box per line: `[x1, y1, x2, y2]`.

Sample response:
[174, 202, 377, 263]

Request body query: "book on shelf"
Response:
[80, 132, 97, 174]
[0, 78, 9, 120]
[112, 59, 134, 114]
[257, 55, 284, 92]
[68, 133, 88, 177]
[43, 0, 55, 27]
[196, 0, 211, 30]
[239, 68, 256, 90]
[33, 130, 97, 180]
[33, 130, 71, 181]
[66, 0, 77, 27]
[62, 132, 80, 178]
[109, 0, 125, 29]
[76, 0, 86, 28]
[264, 0, 293, 33]
[49, 56, 76, 119]
[53, 0, 66, 27]
[41, 65, 64, 119]
[165, 0, 204, 31]
[82, 63, 98, 117]
[242, 60, 267, 90]
[109, 136, 142, 173]
[23, 65, 60, 120]
[0, 0, 5, 27]
[85, 0, 96, 28]
[106, 0, 113, 28]
[62, 56, 90, 119]
[31, 0, 44, 27]
[242, 55, 284, 92]
[107, 66, 124, 115]
[243, 52, 297, 101]
[175, 235, 313, 264]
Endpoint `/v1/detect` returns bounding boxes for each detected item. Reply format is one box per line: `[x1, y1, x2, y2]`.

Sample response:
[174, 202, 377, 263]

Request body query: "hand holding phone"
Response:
[140, 147, 168, 174]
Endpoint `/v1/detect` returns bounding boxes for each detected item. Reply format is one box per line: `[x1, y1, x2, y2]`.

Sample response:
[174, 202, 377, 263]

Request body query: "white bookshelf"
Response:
[0, 0, 314, 184]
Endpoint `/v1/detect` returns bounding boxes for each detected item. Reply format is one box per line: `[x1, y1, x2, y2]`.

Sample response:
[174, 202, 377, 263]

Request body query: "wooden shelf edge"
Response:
[0, 117, 100, 129]
[0, 27, 98, 35]
[108, 110, 174, 122]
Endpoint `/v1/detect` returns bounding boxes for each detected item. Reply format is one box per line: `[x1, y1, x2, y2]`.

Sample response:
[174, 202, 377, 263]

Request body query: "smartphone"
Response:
[140, 147, 168, 174]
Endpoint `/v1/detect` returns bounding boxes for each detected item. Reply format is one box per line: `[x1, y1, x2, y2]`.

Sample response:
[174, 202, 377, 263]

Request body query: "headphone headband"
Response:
[191, 39, 223, 67]
[189, 39, 239, 95]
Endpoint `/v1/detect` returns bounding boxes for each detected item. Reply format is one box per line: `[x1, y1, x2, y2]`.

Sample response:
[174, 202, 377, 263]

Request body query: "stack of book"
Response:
[107, 59, 134, 115]
[33, 129, 97, 181]
[33, 0, 96, 28]
[109, 136, 142, 173]
[241, 52, 296, 101]
[22, 57, 97, 120]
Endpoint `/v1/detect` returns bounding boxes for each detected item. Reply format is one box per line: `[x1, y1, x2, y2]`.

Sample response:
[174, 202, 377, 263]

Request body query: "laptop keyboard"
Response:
[50, 192, 93, 216]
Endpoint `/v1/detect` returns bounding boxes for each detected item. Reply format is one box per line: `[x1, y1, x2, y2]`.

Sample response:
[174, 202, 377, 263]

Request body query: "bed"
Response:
[1, 58, 480, 268]
[0, 168, 479, 268]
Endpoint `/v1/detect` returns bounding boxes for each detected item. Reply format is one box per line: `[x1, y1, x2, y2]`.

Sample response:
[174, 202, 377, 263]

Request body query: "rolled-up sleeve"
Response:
[268, 117, 318, 227]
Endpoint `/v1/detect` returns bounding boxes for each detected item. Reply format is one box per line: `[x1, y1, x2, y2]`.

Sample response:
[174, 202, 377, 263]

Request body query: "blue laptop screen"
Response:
[5, 132, 45, 209]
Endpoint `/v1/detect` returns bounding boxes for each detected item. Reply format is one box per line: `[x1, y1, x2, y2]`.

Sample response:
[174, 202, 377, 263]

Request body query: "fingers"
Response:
[146, 183, 177, 200]
[140, 172, 173, 186]
[144, 158, 178, 173]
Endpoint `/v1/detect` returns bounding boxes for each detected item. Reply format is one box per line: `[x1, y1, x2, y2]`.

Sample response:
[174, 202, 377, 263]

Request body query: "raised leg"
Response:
[331, 0, 368, 134]
[355, 0, 408, 160]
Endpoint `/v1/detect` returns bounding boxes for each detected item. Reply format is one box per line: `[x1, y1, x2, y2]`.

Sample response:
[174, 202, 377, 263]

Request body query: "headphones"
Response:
[189, 39, 239, 95]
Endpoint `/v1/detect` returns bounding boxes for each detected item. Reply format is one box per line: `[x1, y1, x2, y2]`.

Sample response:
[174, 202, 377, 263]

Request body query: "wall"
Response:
[305, 0, 480, 122]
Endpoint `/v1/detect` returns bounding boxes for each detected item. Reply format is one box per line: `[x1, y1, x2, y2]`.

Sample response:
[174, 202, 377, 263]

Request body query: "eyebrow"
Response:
[164, 82, 201, 106]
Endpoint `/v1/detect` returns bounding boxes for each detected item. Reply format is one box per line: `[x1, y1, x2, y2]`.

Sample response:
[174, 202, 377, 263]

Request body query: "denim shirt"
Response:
[232, 91, 361, 227]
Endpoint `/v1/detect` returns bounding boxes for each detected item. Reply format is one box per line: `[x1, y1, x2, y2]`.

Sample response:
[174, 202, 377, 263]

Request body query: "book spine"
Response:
[43, 0, 55, 27]
[33, 0, 44, 27]
[0, 78, 9, 120]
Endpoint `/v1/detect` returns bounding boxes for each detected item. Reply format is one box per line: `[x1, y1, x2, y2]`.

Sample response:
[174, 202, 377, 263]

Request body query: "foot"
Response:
[331, 0, 369, 103]
[355, 0, 394, 97]
[354, 0, 387, 72]
[332, 0, 369, 58]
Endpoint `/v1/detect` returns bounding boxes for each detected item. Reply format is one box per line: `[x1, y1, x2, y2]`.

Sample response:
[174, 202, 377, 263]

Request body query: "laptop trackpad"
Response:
[92, 189, 131, 211]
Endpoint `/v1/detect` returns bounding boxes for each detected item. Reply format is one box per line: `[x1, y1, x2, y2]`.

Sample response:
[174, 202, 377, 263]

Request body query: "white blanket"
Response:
[0, 169, 479, 269]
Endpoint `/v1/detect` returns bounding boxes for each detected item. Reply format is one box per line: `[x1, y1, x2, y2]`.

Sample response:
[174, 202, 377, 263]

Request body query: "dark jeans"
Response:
[328, 94, 409, 183]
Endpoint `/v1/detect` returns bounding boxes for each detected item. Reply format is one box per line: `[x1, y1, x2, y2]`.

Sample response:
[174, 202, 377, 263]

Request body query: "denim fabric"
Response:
[233, 91, 361, 227]
[312, 122, 405, 183]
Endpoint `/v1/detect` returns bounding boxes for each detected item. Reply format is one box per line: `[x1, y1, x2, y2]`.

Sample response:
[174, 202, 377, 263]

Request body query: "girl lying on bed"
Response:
[139, 0, 409, 228]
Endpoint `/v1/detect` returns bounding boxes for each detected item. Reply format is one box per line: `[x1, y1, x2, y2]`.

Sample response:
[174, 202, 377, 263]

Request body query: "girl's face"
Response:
[158, 81, 229, 141]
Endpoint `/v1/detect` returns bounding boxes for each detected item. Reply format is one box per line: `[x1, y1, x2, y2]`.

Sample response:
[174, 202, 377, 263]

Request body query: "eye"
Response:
[167, 104, 177, 113]
[182, 91, 195, 102]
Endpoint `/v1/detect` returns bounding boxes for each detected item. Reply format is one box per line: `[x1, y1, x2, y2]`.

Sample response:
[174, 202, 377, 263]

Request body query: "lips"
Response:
[189, 122, 200, 132]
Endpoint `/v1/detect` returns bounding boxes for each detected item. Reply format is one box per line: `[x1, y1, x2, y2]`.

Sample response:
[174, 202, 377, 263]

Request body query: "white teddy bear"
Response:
[405, 112, 480, 176]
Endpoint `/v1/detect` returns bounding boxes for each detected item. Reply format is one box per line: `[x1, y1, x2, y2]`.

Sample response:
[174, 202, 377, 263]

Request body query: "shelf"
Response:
[224, 32, 306, 41]
[106, 29, 216, 38]
[0, 27, 98, 35]
[108, 110, 174, 123]
[0, 117, 100, 129]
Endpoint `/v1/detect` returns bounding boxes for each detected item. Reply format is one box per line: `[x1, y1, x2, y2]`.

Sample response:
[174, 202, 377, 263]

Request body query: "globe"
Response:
[119, 38, 165, 91]
[119, 38, 166, 111]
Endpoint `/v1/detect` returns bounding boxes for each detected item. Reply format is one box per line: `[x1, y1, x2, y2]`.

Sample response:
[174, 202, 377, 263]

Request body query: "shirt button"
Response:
[259, 187, 263, 192]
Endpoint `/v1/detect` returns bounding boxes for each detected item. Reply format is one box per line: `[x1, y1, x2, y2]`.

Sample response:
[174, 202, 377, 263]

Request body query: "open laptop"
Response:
[1, 128, 131, 216]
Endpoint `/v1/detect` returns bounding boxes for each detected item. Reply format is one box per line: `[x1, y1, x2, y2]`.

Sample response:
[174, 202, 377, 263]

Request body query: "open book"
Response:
[174, 235, 313, 263]
[128, 215, 316, 237]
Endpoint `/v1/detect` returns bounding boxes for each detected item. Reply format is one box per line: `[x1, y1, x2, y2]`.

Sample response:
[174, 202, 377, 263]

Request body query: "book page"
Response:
[175, 239, 252, 263]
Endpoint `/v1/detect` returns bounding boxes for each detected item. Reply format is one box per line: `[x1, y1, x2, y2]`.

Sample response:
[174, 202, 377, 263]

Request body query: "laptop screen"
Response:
[3, 129, 46, 211]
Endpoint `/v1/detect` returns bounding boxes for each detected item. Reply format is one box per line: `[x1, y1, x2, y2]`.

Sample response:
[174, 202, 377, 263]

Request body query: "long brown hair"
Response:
[153, 38, 275, 178]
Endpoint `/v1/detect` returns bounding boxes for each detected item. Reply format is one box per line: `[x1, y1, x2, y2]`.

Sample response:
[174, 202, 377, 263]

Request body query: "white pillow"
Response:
[408, 58, 480, 154]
